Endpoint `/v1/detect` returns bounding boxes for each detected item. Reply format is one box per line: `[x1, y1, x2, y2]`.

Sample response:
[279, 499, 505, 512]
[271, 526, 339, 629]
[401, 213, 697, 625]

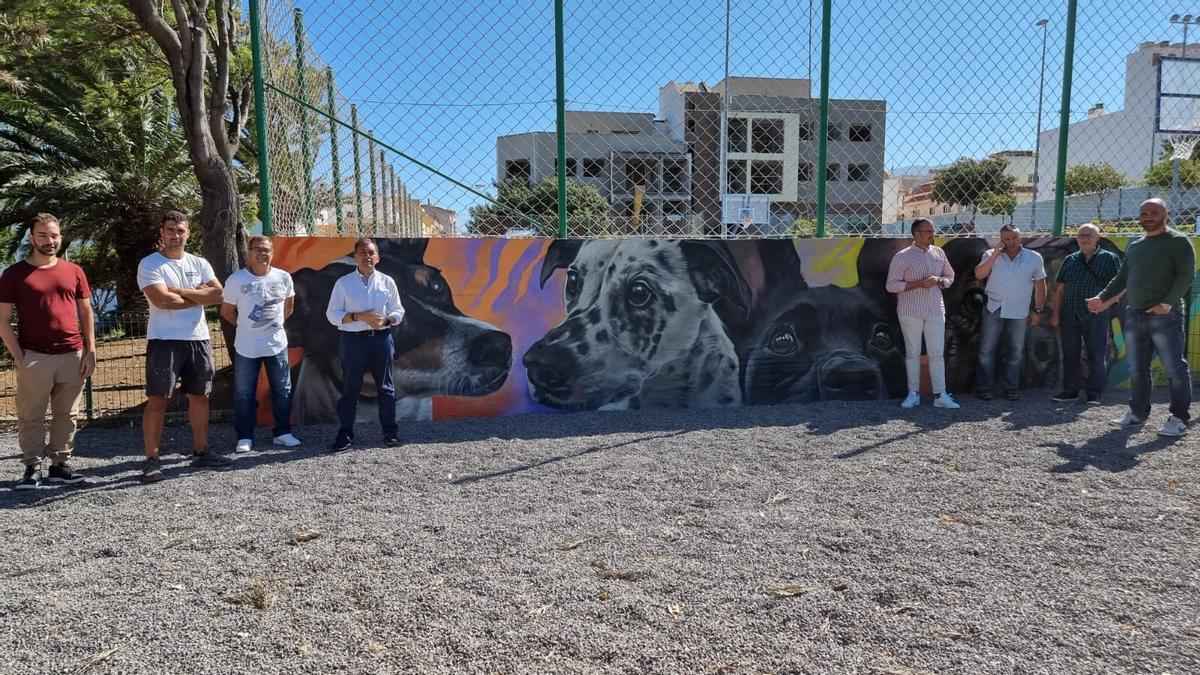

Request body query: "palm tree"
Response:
[0, 55, 201, 311]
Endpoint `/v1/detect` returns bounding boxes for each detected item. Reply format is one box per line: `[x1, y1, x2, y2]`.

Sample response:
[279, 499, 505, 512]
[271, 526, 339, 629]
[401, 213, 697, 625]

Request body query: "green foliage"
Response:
[1063, 163, 1125, 196]
[978, 191, 1017, 218]
[788, 218, 817, 237]
[467, 178, 611, 237]
[1143, 159, 1200, 190]
[930, 157, 1015, 221]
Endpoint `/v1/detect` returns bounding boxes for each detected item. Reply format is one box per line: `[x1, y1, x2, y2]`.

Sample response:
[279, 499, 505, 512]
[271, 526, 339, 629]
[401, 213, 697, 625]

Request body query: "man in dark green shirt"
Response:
[1050, 224, 1121, 404]
[1087, 198, 1196, 437]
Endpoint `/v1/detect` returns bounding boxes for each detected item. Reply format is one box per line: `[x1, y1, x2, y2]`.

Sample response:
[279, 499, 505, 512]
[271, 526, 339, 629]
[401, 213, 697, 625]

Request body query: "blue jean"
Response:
[976, 307, 1028, 391]
[1125, 309, 1192, 422]
[337, 331, 398, 440]
[233, 351, 293, 440]
[1060, 313, 1110, 397]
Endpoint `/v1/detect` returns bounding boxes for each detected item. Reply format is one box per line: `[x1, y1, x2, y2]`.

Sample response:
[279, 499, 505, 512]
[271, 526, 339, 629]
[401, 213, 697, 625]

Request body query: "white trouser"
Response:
[898, 314, 946, 395]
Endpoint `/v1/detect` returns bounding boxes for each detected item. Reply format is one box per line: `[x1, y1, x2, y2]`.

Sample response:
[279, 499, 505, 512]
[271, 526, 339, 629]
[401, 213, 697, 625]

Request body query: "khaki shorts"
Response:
[145, 340, 214, 397]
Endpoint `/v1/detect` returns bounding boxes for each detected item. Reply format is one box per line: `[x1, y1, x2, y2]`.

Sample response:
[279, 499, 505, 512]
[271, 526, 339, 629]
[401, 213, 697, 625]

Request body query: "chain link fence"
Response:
[251, 0, 1196, 239]
[0, 313, 234, 425]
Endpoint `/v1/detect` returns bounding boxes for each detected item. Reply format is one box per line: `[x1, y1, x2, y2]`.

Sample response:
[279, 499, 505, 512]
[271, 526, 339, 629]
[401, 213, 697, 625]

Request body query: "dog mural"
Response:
[523, 239, 752, 411]
[736, 239, 907, 404]
[284, 239, 512, 423]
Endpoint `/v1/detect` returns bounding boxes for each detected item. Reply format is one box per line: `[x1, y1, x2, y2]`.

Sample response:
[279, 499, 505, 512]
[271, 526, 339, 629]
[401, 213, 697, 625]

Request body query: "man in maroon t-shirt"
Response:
[0, 214, 96, 489]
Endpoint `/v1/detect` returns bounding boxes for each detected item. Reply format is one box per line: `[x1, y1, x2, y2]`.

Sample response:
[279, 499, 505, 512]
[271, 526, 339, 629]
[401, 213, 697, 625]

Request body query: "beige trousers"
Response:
[15, 350, 85, 466]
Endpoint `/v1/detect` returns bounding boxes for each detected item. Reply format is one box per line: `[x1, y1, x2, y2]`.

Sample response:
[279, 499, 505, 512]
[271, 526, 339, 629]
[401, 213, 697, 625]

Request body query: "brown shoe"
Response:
[1004, 389, 1020, 401]
[975, 388, 993, 401]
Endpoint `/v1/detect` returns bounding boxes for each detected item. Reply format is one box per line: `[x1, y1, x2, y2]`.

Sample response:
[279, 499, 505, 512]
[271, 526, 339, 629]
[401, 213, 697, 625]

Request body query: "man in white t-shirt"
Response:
[220, 236, 300, 454]
[137, 211, 231, 482]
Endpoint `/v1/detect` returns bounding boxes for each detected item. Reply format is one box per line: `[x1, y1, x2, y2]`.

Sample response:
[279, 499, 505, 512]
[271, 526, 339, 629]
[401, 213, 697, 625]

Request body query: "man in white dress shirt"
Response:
[973, 224, 1047, 402]
[324, 238, 405, 451]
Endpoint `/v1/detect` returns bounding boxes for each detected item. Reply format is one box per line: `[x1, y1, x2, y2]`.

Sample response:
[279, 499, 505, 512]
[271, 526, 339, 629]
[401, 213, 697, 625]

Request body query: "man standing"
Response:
[324, 238, 405, 452]
[1088, 198, 1195, 437]
[220, 236, 301, 454]
[1049, 224, 1121, 404]
[137, 211, 231, 482]
[885, 218, 959, 409]
[0, 214, 95, 489]
[973, 225, 1048, 401]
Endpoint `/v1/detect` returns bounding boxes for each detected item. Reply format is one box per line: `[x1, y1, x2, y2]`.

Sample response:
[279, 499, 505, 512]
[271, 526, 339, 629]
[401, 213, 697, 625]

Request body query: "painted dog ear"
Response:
[855, 238, 901, 291]
[375, 238, 428, 263]
[756, 239, 808, 291]
[679, 239, 753, 317]
[941, 238, 988, 283]
[538, 239, 582, 288]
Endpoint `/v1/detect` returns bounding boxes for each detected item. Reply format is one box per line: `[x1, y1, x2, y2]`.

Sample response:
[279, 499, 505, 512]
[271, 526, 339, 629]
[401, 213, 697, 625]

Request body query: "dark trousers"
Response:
[1059, 313, 1110, 397]
[337, 331, 398, 440]
[1125, 310, 1192, 423]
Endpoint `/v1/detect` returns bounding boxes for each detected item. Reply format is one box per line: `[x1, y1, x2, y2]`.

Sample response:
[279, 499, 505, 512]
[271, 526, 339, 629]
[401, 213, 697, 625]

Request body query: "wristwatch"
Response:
[1159, 303, 1172, 311]
[1032, 307, 1044, 314]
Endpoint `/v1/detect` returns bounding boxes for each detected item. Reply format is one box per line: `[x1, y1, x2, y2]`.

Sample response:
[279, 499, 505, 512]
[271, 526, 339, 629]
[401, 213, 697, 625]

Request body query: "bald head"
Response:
[1139, 198, 1168, 235]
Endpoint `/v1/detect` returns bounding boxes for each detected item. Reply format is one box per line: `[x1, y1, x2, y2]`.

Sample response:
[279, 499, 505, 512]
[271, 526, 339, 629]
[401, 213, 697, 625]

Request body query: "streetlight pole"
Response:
[1031, 18, 1048, 229]
[718, 0, 732, 237]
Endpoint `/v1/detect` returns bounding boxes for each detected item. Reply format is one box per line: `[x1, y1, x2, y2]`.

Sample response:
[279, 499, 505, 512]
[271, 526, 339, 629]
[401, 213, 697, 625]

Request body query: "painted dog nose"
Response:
[469, 330, 512, 369]
[523, 343, 578, 393]
[818, 355, 883, 400]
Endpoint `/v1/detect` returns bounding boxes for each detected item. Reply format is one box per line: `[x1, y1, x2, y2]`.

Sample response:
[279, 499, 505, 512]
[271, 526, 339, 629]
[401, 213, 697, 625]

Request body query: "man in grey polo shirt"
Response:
[973, 225, 1047, 401]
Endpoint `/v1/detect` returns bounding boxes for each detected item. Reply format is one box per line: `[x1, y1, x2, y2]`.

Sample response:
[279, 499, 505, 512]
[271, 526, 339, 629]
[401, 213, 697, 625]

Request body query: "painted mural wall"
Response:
[270, 237, 1200, 422]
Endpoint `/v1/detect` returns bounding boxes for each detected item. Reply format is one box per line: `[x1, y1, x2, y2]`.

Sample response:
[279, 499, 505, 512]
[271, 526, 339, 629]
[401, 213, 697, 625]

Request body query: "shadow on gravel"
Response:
[450, 430, 690, 485]
[1043, 430, 1181, 474]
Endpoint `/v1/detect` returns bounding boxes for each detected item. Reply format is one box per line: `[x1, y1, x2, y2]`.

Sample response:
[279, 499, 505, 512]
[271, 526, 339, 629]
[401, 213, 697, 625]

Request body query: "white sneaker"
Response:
[273, 433, 302, 447]
[933, 393, 960, 409]
[1158, 416, 1188, 437]
[235, 439, 253, 454]
[1111, 411, 1146, 427]
[900, 392, 920, 409]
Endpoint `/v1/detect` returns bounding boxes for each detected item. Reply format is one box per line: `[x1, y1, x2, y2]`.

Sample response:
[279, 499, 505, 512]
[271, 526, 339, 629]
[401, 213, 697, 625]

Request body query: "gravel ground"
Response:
[1, 394, 1198, 675]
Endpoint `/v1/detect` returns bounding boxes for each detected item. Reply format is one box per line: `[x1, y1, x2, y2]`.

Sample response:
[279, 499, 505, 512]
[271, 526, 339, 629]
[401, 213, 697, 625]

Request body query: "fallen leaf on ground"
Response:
[770, 584, 811, 597]
[597, 592, 610, 601]
[70, 646, 120, 675]
[528, 603, 553, 616]
[765, 492, 790, 505]
[369, 642, 389, 653]
[666, 603, 682, 616]
[557, 538, 589, 551]
[290, 529, 321, 545]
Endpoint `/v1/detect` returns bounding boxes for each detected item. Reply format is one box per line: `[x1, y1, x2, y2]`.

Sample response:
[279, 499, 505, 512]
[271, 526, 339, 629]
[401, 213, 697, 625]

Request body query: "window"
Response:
[827, 124, 842, 141]
[826, 163, 841, 181]
[664, 200, 688, 221]
[847, 163, 870, 182]
[554, 158, 577, 176]
[727, 160, 747, 194]
[625, 158, 658, 193]
[751, 160, 784, 194]
[663, 159, 688, 193]
[505, 159, 531, 185]
[751, 118, 785, 154]
[727, 118, 748, 153]
[798, 121, 813, 141]
[848, 124, 872, 142]
[798, 162, 814, 182]
[582, 158, 606, 177]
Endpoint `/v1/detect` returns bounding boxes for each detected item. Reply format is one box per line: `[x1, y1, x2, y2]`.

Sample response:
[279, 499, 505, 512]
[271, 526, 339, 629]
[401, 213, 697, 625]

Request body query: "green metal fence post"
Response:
[1052, 0, 1078, 236]
[293, 9, 316, 233]
[814, 0, 832, 238]
[554, 0, 568, 239]
[368, 132, 378, 234]
[248, 0, 273, 236]
[325, 67, 345, 236]
[380, 152, 390, 232]
[351, 105, 365, 234]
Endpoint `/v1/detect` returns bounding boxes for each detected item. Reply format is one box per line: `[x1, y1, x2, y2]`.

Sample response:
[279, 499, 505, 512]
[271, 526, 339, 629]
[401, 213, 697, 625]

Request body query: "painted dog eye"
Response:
[870, 323, 894, 351]
[429, 276, 444, 293]
[768, 325, 798, 355]
[565, 270, 581, 301]
[627, 279, 653, 307]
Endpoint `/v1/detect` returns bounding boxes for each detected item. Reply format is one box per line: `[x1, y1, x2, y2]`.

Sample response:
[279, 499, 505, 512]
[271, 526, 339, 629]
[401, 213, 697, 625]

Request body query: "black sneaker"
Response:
[1086, 394, 1100, 405]
[383, 434, 401, 447]
[328, 436, 352, 453]
[142, 456, 164, 483]
[1051, 391, 1078, 402]
[46, 463, 86, 486]
[190, 451, 234, 469]
[974, 388, 993, 401]
[16, 465, 41, 491]
[1004, 389, 1020, 401]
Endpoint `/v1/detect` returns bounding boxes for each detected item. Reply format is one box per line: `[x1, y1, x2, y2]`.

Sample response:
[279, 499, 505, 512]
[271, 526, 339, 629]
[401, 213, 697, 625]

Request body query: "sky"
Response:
[263, 0, 1178, 224]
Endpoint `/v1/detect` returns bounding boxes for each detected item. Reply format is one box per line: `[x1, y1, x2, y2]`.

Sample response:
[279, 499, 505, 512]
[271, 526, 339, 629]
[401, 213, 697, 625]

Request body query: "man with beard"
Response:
[0, 214, 96, 489]
[137, 211, 232, 482]
[1088, 198, 1195, 437]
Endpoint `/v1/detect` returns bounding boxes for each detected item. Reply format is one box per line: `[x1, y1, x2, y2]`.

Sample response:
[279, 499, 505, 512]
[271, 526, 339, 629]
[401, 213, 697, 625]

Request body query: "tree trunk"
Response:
[193, 155, 241, 364]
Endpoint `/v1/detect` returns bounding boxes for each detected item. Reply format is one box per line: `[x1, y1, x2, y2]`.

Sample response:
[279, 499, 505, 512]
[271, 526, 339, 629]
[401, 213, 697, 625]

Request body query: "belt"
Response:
[343, 329, 387, 337]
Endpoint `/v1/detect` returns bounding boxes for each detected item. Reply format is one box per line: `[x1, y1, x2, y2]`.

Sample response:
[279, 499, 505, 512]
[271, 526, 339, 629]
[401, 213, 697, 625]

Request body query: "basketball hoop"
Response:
[1170, 133, 1200, 161]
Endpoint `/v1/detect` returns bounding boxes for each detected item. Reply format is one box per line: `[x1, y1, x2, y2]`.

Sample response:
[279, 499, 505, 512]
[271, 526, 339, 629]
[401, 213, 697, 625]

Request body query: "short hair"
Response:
[910, 218, 934, 235]
[161, 210, 189, 226]
[999, 224, 1021, 235]
[1076, 223, 1100, 236]
[247, 235, 272, 251]
[30, 213, 60, 231]
[353, 237, 377, 254]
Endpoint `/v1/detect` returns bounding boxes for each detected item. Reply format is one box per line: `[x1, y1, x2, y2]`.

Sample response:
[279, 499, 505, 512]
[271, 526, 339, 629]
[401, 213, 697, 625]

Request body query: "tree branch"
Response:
[209, 0, 232, 161]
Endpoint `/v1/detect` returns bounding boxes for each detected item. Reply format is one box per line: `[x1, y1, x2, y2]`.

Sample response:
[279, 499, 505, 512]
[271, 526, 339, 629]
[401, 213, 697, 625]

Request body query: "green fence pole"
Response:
[368, 132, 378, 234]
[814, 0, 832, 238]
[325, 67, 344, 236]
[351, 105, 364, 234]
[380, 153, 390, 232]
[248, 0, 273, 236]
[1052, 0, 1078, 236]
[554, 0, 568, 238]
[293, 9, 315, 233]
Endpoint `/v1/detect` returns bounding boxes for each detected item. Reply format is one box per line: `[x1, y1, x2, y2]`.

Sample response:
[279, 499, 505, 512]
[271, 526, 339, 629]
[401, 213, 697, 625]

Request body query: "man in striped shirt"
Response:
[885, 218, 959, 409]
